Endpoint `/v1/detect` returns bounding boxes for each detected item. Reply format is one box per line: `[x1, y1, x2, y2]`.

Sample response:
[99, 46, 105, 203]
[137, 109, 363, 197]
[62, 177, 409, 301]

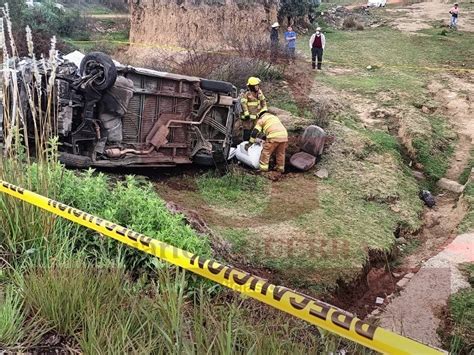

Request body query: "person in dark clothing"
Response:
[270, 22, 280, 62]
[309, 27, 326, 70]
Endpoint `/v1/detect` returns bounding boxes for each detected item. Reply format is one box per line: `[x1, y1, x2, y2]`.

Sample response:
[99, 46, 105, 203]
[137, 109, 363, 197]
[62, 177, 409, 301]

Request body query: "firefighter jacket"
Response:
[249, 113, 288, 143]
[241, 89, 267, 120]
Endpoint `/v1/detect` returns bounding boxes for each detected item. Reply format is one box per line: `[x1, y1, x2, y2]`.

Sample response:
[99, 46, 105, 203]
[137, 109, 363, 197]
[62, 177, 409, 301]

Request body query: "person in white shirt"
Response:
[309, 27, 326, 70]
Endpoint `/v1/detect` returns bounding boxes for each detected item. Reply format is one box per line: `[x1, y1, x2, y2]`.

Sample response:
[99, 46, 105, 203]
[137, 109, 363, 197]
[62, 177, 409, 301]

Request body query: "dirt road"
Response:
[384, 0, 474, 32]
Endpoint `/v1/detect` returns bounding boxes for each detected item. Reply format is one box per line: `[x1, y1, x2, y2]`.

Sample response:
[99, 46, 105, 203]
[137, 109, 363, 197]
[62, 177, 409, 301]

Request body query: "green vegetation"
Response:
[301, 26, 473, 95]
[442, 263, 474, 354]
[412, 115, 456, 184]
[310, 27, 473, 74]
[265, 85, 300, 115]
[458, 181, 474, 234]
[0, 0, 86, 55]
[0, 28, 370, 353]
[59, 0, 128, 13]
[279, 0, 320, 22]
[459, 150, 474, 185]
[167, 116, 423, 290]
[197, 169, 270, 215]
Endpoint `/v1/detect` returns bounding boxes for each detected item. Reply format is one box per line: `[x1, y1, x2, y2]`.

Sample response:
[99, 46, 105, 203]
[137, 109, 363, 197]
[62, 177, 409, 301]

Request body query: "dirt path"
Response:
[377, 72, 474, 347]
[383, 0, 474, 32]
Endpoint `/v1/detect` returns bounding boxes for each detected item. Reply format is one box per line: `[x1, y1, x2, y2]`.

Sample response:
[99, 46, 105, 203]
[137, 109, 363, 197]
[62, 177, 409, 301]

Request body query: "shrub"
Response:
[42, 169, 213, 273]
[343, 16, 357, 29]
[210, 57, 283, 89]
[0, 0, 85, 56]
[308, 97, 333, 128]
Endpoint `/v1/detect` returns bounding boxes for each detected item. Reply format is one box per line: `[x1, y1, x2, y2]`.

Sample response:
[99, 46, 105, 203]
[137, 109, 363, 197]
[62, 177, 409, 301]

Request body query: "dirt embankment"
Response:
[130, 0, 279, 50]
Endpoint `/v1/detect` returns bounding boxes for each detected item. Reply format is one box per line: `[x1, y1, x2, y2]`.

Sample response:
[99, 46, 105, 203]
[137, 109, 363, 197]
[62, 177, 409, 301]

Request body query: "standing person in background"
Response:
[309, 27, 326, 70]
[270, 22, 280, 62]
[284, 26, 297, 63]
[449, 3, 459, 29]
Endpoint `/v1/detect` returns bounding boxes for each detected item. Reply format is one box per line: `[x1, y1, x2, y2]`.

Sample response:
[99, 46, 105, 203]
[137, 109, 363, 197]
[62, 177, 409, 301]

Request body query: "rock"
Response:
[404, 272, 415, 279]
[413, 171, 425, 180]
[437, 178, 465, 194]
[315, 168, 329, 179]
[268, 106, 311, 133]
[375, 297, 384, 305]
[421, 106, 430, 114]
[396, 277, 410, 288]
[396, 237, 407, 245]
[419, 190, 436, 208]
[392, 272, 402, 278]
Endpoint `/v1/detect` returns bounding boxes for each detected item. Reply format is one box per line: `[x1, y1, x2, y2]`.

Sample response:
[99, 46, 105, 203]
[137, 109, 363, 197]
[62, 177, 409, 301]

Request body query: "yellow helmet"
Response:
[247, 77, 261, 86]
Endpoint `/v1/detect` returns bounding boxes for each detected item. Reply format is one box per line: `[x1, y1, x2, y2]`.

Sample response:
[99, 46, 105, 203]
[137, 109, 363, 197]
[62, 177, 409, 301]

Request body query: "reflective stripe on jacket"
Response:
[241, 89, 267, 119]
[250, 113, 288, 143]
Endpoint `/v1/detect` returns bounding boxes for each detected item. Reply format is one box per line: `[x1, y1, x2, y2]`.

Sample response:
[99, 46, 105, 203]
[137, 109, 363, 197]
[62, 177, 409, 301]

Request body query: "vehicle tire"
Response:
[59, 152, 92, 168]
[193, 151, 216, 167]
[200, 79, 234, 94]
[80, 52, 117, 91]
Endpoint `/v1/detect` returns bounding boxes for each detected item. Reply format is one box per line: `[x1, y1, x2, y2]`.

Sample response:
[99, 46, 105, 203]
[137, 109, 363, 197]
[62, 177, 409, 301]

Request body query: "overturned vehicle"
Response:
[3, 52, 238, 168]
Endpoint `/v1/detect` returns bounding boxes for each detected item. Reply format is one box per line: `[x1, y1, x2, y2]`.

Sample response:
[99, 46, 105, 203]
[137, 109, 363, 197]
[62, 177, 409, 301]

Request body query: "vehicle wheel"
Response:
[59, 152, 92, 168]
[80, 52, 117, 91]
[200, 79, 234, 94]
[193, 151, 215, 167]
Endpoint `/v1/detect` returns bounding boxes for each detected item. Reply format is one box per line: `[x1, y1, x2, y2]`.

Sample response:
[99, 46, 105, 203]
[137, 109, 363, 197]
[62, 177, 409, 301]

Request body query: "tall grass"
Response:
[21, 262, 332, 354]
[0, 284, 25, 346]
[0, 5, 64, 267]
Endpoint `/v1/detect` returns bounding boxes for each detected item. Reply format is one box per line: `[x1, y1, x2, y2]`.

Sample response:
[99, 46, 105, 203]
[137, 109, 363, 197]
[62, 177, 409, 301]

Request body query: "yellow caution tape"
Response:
[0, 180, 445, 355]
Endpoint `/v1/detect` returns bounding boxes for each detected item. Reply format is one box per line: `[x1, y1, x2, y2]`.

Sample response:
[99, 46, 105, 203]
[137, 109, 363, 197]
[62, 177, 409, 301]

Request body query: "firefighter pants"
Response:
[259, 141, 287, 172]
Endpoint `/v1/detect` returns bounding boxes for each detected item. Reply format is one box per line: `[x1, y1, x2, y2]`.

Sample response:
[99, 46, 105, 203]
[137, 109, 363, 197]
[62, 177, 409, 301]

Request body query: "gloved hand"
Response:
[244, 114, 250, 120]
[255, 138, 263, 145]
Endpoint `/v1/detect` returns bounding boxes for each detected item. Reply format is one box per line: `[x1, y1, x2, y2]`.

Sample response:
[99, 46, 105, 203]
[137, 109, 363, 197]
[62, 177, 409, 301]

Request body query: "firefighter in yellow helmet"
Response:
[249, 110, 288, 172]
[240, 77, 268, 141]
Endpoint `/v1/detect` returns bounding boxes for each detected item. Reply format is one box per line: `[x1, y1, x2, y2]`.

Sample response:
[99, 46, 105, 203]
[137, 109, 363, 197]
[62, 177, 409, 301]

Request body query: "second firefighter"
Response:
[249, 110, 288, 172]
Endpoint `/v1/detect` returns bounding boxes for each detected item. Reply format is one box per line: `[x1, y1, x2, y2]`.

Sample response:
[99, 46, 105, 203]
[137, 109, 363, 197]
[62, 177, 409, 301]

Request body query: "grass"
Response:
[0, 285, 27, 347]
[299, 26, 473, 95]
[458, 181, 474, 234]
[197, 118, 423, 290]
[264, 84, 300, 116]
[13, 259, 332, 353]
[87, 5, 113, 15]
[217, 227, 256, 254]
[459, 149, 474, 185]
[412, 115, 456, 185]
[197, 168, 271, 216]
[442, 263, 474, 354]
